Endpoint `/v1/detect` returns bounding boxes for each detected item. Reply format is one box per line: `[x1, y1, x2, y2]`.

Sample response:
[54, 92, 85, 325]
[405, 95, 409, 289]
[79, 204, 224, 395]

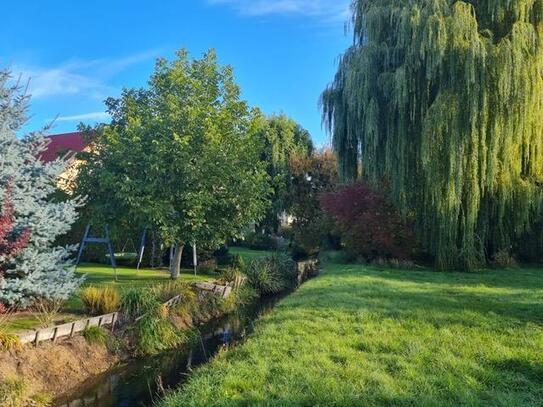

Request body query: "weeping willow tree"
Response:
[322, 0, 543, 269]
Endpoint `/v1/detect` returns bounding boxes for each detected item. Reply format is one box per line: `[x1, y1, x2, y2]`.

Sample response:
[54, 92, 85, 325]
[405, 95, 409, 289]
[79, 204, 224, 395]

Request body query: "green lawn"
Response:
[161, 263, 543, 407]
[76, 263, 214, 287]
[230, 246, 275, 261]
[5, 263, 215, 334]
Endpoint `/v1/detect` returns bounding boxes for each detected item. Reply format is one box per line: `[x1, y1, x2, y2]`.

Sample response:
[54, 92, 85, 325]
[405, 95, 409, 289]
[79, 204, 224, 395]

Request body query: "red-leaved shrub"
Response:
[0, 187, 31, 276]
[320, 183, 414, 260]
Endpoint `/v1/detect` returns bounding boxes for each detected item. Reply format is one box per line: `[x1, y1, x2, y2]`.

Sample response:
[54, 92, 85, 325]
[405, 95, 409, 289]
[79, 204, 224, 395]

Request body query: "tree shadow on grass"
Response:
[279, 270, 543, 326]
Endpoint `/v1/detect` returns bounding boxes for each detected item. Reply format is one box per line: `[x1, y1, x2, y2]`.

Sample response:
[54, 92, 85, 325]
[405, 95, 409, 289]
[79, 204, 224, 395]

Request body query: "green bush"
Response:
[82, 326, 109, 345]
[232, 254, 245, 270]
[194, 293, 226, 320]
[242, 232, 277, 251]
[120, 287, 188, 355]
[198, 259, 218, 274]
[215, 245, 233, 266]
[80, 286, 120, 315]
[244, 253, 296, 296]
[156, 281, 199, 321]
[371, 257, 419, 270]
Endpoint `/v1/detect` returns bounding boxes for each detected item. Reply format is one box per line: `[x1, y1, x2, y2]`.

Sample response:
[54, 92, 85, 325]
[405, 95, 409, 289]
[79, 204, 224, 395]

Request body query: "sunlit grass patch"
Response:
[161, 264, 543, 407]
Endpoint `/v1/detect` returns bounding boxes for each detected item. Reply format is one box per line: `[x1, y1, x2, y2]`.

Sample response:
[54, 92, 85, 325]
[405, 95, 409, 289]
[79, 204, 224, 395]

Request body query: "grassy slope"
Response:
[162, 263, 543, 407]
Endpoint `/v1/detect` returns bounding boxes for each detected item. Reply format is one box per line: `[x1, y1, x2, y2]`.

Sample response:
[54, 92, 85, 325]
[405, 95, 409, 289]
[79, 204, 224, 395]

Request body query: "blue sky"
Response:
[1, 0, 351, 145]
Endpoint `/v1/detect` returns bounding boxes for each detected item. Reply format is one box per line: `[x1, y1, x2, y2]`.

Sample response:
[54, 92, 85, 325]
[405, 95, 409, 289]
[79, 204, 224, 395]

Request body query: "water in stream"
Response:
[55, 294, 283, 407]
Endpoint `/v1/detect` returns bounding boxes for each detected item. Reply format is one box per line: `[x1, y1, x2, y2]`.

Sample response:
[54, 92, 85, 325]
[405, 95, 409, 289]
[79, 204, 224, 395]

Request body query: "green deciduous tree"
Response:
[251, 112, 313, 233]
[288, 149, 338, 257]
[322, 0, 543, 269]
[77, 50, 270, 278]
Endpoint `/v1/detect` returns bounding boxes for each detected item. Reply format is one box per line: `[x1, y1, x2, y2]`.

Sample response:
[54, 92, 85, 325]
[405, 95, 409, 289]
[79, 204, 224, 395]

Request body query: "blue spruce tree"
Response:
[0, 70, 83, 307]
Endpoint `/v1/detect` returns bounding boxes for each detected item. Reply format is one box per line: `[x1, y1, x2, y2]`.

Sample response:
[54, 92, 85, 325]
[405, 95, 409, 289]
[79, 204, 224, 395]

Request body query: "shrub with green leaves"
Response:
[80, 286, 120, 315]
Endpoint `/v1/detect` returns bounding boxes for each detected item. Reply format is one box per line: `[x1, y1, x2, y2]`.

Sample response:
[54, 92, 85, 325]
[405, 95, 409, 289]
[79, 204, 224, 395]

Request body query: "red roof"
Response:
[39, 132, 92, 163]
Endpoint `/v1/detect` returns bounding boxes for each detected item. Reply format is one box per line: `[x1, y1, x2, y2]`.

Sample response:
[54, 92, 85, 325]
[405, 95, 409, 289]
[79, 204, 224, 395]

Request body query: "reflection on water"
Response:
[54, 295, 283, 407]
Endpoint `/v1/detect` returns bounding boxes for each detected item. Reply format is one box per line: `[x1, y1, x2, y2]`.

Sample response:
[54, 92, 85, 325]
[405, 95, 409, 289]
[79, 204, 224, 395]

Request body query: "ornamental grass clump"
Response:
[0, 331, 20, 352]
[0, 307, 21, 351]
[119, 287, 158, 321]
[245, 253, 297, 296]
[153, 281, 197, 304]
[80, 286, 120, 316]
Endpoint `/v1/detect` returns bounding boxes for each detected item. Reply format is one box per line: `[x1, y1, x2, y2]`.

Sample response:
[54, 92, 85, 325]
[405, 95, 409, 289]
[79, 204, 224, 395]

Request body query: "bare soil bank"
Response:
[0, 336, 119, 400]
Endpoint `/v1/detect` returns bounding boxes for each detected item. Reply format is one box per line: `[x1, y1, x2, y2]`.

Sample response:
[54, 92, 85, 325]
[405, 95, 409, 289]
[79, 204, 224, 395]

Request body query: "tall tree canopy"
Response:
[322, 0, 543, 269]
[77, 50, 270, 278]
[251, 112, 313, 233]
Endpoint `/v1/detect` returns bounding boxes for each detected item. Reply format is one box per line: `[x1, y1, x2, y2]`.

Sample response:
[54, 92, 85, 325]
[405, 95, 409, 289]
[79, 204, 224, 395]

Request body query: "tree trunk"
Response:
[170, 244, 184, 280]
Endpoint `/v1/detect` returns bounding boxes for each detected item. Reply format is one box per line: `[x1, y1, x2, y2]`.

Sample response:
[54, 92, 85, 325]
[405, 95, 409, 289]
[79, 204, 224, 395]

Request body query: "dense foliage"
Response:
[0, 71, 82, 306]
[251, 113, 313, 233]
[76, 50, 271, 278]
[321, 183, 415, 261]
[322, 0, 543, 269]
[288, 149, 338, 257]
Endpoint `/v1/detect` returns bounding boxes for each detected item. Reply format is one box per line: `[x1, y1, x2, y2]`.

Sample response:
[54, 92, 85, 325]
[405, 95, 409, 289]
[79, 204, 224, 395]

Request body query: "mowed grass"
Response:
[5, 248, 267, 333]
[4, 263, 214, 333]
[230, 247, 275, 261]
[161, 263, 543, 407]
[75, 263, 214, 288]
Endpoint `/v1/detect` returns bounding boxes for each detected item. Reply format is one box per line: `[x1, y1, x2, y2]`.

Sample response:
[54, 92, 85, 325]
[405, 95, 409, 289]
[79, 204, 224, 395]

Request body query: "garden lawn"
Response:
[5, 264, 214, 333]
[161, 263, 543, 407]
[230, 247, 274, 261]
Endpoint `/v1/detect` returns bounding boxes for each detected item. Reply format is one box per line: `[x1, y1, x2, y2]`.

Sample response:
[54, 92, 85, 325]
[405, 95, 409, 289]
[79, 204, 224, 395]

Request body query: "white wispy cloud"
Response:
[208, 0, 350, 21]
[16, 63, 114, 100]
[13, 49, 159, 100]
[54, 111, 111, 122]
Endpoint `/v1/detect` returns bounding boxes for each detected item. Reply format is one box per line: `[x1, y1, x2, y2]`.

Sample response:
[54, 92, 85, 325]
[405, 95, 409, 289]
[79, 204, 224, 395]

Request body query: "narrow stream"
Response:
[54, 294, 284, 407]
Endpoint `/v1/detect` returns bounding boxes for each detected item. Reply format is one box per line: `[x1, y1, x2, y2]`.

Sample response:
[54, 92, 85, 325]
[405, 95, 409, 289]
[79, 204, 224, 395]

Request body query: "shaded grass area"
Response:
[161, 263, 543, 407]
[230, 247, 275, 261]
